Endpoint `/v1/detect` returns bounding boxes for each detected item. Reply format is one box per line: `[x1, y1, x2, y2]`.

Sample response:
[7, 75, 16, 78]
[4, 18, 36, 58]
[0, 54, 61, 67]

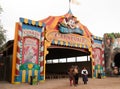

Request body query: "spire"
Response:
[68, 0, 73, 15]
[68, 0, 80, 15]
[68, 8, 72, 14]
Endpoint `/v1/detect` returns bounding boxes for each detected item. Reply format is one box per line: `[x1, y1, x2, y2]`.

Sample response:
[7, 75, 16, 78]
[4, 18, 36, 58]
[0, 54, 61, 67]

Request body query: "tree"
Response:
[0, 5, 6, 51]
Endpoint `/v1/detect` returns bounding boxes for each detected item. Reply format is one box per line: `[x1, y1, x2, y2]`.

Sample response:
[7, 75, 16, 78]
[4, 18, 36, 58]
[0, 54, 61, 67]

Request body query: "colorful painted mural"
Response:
[92, 36, 105, 78]
[12, 18, 45, 83]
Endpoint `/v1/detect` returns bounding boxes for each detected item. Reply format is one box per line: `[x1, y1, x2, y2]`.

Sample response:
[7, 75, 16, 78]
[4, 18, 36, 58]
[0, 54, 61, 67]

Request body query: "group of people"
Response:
[68, 65, 88, 86]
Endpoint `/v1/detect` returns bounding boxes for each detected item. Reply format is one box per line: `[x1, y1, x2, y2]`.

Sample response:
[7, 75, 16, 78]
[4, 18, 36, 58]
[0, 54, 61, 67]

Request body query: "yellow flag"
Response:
[70, 0, 80, 5]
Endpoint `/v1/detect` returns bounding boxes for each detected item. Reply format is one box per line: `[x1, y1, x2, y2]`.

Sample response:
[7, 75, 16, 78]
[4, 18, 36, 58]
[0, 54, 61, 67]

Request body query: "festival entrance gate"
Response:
[11, 11, 105, 84]
[41, 12, 94, 79]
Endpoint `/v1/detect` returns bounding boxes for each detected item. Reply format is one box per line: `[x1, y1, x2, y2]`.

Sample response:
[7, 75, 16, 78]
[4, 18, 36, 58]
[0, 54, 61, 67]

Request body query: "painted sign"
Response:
[46, 30, 91, 48]
[92, 43, 102, 49]
[23, 30, 40, 39]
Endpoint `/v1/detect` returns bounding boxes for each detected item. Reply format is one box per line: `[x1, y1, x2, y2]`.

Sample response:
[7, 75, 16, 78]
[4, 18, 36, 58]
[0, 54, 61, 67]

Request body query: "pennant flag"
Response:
[70, 0, 80, 5]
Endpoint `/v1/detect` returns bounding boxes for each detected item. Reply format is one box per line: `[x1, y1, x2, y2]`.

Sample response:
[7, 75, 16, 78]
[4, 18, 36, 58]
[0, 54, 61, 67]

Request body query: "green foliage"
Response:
[105, 33, 120, 39]
[0, 26, 6, 46]
[108, 33, 115, 39]
[0, 5, 6, 51]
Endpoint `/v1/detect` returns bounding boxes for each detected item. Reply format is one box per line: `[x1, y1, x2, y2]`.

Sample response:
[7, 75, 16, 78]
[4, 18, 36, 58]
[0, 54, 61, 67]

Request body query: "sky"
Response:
[1, 0, 120, 41]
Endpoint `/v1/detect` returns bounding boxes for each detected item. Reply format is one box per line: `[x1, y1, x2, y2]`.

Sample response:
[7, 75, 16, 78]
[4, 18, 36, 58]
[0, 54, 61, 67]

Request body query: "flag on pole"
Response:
[70, 0, 80, 5]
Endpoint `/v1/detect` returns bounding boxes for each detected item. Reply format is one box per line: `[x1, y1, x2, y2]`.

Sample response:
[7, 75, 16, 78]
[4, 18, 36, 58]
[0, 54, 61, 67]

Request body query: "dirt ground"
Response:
[0, 77, 120, 89]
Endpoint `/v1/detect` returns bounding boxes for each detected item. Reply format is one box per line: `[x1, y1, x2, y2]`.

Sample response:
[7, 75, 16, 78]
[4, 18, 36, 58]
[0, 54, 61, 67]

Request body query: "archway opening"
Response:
[114, 53, 120, 73]
[45, 45, 92, 79]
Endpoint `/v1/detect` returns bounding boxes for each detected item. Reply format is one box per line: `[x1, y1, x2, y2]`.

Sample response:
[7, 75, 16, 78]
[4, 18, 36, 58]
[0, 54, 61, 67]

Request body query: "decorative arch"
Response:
[111, 48, 120, 65]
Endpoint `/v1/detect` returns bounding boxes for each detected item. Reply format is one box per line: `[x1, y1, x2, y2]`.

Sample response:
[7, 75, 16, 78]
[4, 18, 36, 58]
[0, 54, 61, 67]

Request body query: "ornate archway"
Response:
[112, 48, 120, 70]
[112, 48, 120, 60]
[114, 53, 120, 68]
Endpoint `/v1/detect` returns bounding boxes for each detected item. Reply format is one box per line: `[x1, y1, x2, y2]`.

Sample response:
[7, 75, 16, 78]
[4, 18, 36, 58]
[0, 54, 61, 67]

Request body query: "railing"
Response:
[46, 73, 68, 79]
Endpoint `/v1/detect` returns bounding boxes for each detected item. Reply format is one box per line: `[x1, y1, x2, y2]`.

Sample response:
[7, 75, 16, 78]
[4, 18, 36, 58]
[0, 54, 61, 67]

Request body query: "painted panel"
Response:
[22, 37, 39, 64]
[12, 18, 45, 83]
[92, 37, 105, 78]
[93, 48, 102, 65]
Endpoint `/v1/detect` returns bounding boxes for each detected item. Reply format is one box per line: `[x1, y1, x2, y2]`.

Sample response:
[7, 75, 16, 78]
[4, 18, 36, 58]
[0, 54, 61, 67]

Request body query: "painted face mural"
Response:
[22, 37, 39, 64]
[93, 48, 102, 65]
[58, 15, 83, 35]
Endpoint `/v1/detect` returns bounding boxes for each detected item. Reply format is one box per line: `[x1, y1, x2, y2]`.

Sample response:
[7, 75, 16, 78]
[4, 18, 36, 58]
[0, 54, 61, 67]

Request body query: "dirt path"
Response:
[0, 77, 120, 89]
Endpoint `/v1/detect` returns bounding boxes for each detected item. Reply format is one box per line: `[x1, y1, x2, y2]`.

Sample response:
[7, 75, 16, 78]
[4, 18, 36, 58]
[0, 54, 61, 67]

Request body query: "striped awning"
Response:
[92, 35, 103, 40]
[20, 18, 45, 27]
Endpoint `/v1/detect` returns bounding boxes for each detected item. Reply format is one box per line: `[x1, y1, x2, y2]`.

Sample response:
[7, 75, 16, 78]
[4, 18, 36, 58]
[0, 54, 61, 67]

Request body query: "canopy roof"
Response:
[39, 11, 92, 38]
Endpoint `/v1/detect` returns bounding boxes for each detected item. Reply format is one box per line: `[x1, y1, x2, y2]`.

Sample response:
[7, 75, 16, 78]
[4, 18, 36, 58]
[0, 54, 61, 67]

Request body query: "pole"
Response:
[69, 0, 71, 11]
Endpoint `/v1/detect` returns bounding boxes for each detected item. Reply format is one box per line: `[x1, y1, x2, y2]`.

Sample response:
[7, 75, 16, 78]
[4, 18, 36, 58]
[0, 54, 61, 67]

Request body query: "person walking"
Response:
[68, 66, 74, 86]
[81, 67, 88, 84]
[73, 65, 79, 86]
